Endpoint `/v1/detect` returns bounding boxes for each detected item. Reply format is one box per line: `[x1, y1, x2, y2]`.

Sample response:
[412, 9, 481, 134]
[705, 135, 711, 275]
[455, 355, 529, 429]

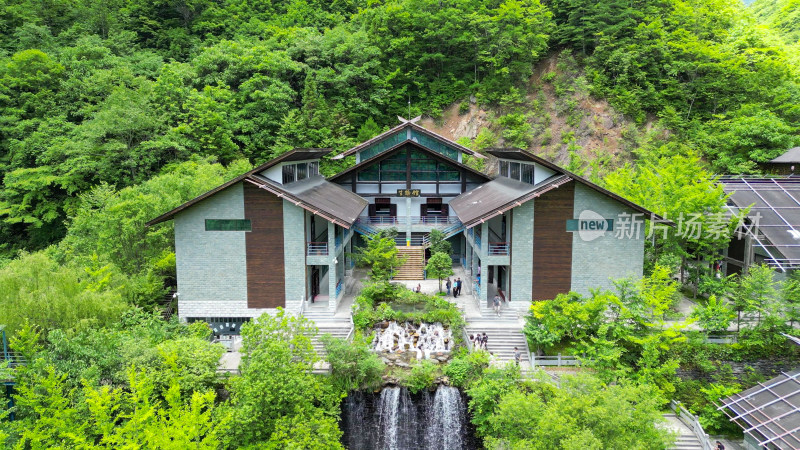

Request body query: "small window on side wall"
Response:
[499, 161, 509, 177]
[282, 164, 296, 184]
[205, 219, 252, 231]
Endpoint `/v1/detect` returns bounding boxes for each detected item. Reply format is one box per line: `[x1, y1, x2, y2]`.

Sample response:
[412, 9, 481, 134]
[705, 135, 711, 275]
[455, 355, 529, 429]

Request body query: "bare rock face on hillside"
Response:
[419, 52, 666, 177]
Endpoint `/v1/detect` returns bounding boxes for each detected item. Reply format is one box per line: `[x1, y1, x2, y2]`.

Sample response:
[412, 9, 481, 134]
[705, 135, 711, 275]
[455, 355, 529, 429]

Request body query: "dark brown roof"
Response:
[481, 148, 662, 221]
[332, 121, 480, 160]
[328, 139, 490, 183]
[722, 177, 800, 269]
[769, 147, 800, 163]
[146, 148, 332, 226]
[247, 174, 367, 228]
[719, 370, 800, 449]
[450, 175, 572, 228]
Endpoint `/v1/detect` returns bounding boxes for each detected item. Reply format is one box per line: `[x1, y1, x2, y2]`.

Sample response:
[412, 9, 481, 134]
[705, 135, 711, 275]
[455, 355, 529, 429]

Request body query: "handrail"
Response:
[345, 315, 355, 342]
[307, 241, 328, 256]
[530, 353, 588, 367]
[670, 400, 713, 450]
[488, 242, 509, 255]
[462, 328, 473, 352]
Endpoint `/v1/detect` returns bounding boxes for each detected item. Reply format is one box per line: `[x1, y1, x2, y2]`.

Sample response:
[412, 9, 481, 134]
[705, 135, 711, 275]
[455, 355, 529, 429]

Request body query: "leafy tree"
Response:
[733, 264, 778, 329]
[427, 229, 452, 256]
[425, 251, 454, 293]
[321, 332, 385, 391]
[480, 374, 673, 449]
[0, 252, 128, 336]
[355, 233, 406, 282]
[226, 310, 341, 447]
[691, 295, 735, 334]
[604, 151, 740, 275]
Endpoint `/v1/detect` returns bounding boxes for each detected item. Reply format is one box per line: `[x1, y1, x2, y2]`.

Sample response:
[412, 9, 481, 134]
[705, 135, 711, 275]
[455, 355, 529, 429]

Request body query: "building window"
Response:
[282, 162, 319, 184]
[499, 161, 509, 177]
[282, 164, 296, 184]
[296, 162, 308, 181]
[510, 162, 520, 180]
[522, 164, 534, 184]
[205, 219, 252, 231]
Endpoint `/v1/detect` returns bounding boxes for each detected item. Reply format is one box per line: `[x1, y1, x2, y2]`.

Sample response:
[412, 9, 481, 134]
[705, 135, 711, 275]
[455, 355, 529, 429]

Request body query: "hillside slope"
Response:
[421, 52, 662, 177]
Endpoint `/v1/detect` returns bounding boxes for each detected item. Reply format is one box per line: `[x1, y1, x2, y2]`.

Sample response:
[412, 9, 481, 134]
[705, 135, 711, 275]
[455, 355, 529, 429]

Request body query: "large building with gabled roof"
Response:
[148, 119, 656, 327]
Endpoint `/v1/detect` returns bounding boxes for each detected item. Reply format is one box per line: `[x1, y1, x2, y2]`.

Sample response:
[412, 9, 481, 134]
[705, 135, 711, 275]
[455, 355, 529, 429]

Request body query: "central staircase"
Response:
[394, 246, 425, 280]
[465, 324, 530, 366]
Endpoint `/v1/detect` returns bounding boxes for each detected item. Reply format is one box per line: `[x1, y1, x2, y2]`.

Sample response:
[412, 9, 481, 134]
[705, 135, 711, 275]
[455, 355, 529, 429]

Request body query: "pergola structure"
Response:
[718, 370, 800, 449]
[721, 177, 800, 273]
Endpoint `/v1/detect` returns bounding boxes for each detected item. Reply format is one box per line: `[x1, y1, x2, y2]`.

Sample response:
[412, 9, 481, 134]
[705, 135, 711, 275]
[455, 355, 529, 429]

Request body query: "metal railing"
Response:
[462, 328, 474, 352]
[307, 242, 328, 256]
[357, 215, 460, 226]
[670, 401, 713, 450]
[359, 216, 398, 225]
[530, 353, 587, 367]
[488, 242, 509, 255]
[394, 236, 425, 246]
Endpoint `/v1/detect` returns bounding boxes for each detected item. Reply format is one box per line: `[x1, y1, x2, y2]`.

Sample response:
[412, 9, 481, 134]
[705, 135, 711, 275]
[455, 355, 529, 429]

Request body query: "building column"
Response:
[480, 222, 489, 305]
[327, 221, 337, 311]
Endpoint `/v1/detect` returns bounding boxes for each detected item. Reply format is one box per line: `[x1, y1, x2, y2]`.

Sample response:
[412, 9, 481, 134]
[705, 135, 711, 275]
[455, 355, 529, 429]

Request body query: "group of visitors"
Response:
[469, 333, 488, 350]
[445, 278, 463, 297]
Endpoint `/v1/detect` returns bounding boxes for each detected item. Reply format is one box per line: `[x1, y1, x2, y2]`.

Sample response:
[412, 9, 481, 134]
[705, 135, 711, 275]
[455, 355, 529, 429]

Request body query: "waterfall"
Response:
[425, 386, 466, 449]
[371, 321, 453, 358]
[341, 386, 474, 450]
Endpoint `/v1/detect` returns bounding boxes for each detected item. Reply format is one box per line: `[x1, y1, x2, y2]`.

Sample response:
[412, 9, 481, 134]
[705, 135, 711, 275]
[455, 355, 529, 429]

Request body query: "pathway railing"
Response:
[530, 353, 588, 367]
[670, 400, 713, 450]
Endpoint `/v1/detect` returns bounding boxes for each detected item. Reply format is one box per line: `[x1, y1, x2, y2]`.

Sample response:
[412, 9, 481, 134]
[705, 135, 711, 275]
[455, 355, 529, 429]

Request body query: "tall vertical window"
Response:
[510, 162, 520, 180]
[282, 165, 296, 184]
[308, 161, 319, 176]
[522, 164, 534, 184]
[296, 163, 308, 181]
[499, 161, 509, 177]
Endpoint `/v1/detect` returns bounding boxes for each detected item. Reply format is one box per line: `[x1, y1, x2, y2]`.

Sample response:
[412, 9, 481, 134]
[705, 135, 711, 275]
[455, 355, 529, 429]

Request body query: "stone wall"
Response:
[509, 201, 534, 309]
[570, 183, 645, 295]
[676, 359, 797, 382]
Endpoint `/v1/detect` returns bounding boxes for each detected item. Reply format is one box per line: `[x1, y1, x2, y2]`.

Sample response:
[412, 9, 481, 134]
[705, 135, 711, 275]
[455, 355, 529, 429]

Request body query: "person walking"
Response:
[446, 278, 451, 296]
[493, 294, 501, 316]
[481, 332, 488, 350]
[456, 277, 462, 296]
[514, 347, 521, 366]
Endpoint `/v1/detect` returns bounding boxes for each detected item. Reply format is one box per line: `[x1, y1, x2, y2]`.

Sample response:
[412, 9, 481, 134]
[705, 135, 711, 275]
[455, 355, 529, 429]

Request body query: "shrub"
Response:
[404, 360, 439, 394]
[444, 349, 490, 388]
[322, 332, 385, 391]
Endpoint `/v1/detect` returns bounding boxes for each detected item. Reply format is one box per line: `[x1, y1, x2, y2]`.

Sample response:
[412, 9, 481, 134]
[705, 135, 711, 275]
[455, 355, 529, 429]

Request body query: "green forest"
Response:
[1, 0, 799, 448]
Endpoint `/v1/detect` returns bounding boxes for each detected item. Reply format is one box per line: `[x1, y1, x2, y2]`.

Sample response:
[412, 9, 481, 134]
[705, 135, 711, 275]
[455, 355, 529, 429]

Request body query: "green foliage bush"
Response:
[322, 332, 385, 392]
[443, 349, 490, 388]
[403, 359, 439, 394]
[0, 252, 128, 336]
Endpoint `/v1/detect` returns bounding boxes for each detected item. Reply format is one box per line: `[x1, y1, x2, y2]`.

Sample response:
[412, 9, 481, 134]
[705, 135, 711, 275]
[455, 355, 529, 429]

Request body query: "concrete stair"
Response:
[465, 324, 529, 364]
[393, 246, 425, 280]
[478, 301, 521, 320]
[311, 321, 352, 357]
[663, 414, 704, 450]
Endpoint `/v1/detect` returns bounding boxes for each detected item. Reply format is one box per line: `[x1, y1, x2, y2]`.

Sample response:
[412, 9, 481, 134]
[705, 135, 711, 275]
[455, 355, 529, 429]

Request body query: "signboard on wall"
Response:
[397, 189, 421, 197]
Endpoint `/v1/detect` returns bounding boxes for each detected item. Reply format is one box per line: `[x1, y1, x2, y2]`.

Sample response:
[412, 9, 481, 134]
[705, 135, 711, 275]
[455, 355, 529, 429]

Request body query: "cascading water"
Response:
[371, 321, 453, 359]
[341, 385, 475, 450]
[425, 386, 466, 449]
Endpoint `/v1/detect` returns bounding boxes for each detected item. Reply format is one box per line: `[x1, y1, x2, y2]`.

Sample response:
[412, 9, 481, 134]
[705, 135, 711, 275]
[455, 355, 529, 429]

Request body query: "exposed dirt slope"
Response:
[420, 52, 666, 177]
